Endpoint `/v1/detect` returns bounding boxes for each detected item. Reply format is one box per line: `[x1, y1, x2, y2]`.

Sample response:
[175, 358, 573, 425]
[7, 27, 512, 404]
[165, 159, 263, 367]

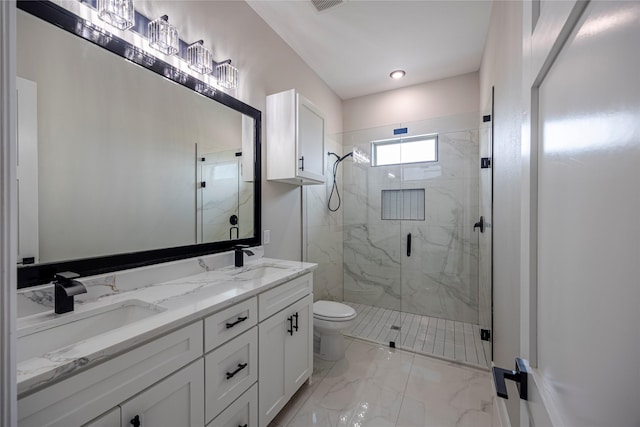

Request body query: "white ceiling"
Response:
[247, 0, 492, 100]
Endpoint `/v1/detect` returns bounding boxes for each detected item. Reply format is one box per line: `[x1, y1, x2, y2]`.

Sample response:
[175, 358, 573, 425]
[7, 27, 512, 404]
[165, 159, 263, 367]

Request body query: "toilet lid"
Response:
[313, 301, 356, 319]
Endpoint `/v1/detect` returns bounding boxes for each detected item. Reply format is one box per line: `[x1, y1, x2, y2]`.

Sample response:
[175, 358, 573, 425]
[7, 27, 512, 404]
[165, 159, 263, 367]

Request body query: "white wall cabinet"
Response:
[258, 293, 313, 427]
[267, 89, 325, 185]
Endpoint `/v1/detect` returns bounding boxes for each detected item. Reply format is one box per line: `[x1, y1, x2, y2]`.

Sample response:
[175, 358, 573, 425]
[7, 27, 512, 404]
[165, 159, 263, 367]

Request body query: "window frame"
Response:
[370, 133, 439, 167]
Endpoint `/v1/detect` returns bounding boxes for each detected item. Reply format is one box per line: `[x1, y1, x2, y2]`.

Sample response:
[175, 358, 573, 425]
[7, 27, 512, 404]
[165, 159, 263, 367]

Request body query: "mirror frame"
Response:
[17, 0, 262, 288]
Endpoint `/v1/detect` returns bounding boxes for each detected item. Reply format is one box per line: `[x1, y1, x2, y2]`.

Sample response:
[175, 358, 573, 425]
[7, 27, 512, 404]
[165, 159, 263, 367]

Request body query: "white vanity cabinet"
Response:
[267, 89, 325, 185]
[19, 269, 315, 427]
[258, 275, 314, 427]
[19, 322, 203, 427]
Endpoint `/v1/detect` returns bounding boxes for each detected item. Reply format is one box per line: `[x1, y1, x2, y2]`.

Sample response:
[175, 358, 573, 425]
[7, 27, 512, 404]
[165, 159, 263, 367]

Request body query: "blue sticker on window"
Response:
[393, 127, 408, 135]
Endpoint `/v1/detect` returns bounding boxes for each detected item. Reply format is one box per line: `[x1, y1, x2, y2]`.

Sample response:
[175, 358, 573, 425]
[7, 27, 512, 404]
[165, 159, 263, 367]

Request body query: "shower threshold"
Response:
[343, 302, 490, 368]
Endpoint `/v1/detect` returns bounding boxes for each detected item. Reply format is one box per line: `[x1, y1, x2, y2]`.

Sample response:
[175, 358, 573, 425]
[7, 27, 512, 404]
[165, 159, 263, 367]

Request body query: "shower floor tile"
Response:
[343, 303, 490, 368]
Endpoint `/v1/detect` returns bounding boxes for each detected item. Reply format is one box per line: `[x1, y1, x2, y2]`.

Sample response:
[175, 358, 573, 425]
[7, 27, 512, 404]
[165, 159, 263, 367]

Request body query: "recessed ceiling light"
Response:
[390, 70, 406, 80]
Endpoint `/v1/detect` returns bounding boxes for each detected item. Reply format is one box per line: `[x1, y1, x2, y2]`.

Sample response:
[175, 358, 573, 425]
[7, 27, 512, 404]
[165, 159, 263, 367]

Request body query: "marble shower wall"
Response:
[342, 124, 480, 324]
[305, 136, 344, 301]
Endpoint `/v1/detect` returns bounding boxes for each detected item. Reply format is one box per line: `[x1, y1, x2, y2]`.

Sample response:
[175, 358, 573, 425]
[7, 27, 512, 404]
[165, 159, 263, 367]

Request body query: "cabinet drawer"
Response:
[258, 273, 312, 321]
[205, 327, 258, 423]
[19, 321, 203, 427]
[207, 383, 257, 427]
[205, 297, 257, 353]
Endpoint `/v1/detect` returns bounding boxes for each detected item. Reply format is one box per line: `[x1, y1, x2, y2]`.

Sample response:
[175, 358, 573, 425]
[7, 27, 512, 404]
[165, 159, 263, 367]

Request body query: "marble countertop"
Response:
[16, 256, 317, 397]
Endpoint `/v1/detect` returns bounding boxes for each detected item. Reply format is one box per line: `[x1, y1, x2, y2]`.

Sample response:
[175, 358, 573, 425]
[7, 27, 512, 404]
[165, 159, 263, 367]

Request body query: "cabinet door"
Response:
[296, 94, 324, 182]
[120, 359, 204, 427]
[82, 407, 120, 427]
[285, 294, 313, 396]
[258, 309, 288, 427]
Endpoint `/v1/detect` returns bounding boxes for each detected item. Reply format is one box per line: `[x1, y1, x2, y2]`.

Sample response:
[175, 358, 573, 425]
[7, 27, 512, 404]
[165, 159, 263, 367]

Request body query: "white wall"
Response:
[478, 0, 523, 420]
[342, 72, 479, 132]
[135, 0, 344, 261]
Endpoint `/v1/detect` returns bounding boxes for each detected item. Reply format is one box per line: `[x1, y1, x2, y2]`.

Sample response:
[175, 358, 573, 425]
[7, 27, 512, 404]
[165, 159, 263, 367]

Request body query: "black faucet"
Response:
[53, 271, 87, 314]
[234, 245, 255, 267]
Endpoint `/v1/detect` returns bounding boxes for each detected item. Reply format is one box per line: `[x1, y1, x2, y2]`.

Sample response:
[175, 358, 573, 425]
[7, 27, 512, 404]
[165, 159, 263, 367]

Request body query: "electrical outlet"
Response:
[263, 229, 271, 245]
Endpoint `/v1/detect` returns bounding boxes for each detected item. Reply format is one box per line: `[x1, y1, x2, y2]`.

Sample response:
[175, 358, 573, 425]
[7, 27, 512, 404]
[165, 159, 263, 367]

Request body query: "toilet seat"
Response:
[313, 301, 357, 321]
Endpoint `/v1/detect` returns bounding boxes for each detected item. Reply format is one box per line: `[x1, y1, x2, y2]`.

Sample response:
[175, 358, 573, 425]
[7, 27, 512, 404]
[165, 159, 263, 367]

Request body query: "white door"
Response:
[520, 1, 640, 426]
[258, 308, 288, 427]
[296, 94, 325, 182]
[120, 359, 205, 427]
[284, 294, 313, 394]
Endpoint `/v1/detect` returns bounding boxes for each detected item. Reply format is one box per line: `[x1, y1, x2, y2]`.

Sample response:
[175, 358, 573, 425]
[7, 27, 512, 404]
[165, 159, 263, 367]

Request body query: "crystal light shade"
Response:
[215, 62, 238, 89]
[97, 0, 135, 31]
[187, 40, 213, 74]
[148, 15, 178, 56]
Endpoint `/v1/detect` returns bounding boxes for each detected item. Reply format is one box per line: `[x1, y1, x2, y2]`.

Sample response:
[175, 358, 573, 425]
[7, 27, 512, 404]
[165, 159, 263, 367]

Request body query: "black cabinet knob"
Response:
[130, 415, 141, 427]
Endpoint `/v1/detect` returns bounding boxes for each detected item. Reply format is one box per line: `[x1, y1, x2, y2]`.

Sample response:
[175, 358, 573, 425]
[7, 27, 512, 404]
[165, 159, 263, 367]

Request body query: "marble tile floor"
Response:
[268, 337, 494, 427]
[342, 303, 490, 368]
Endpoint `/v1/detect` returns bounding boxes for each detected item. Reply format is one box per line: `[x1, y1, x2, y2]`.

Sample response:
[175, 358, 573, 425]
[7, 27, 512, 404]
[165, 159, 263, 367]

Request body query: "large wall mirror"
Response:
[17, 1, 262, 288]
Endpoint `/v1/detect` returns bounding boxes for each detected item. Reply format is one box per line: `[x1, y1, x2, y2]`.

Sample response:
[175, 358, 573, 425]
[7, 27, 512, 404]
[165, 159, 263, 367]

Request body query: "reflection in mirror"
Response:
[15, 2, 260, 286]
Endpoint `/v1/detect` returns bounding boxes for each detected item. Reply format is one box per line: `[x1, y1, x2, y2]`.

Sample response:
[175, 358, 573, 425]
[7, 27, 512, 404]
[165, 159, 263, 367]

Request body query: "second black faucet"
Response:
[234, 245, 255, 267]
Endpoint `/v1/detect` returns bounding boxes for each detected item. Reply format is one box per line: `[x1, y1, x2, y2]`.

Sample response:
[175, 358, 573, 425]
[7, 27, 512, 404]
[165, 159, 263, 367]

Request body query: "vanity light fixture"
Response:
[187, 40, 213, 74]
[390, 69, 406, 80]
[97, 0, 135, 31]
[148, 15, 179, 56]
[215, 61, 239, 89]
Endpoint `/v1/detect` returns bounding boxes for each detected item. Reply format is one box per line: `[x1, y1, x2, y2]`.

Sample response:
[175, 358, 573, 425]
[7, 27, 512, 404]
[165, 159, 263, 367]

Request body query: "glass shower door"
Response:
[398, 127, 486, 365]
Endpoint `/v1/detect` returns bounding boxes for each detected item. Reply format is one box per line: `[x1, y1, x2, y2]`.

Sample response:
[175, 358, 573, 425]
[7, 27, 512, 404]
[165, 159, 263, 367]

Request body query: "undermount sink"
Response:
[235, 265, 289, 280]
[17, 300, 166, 363]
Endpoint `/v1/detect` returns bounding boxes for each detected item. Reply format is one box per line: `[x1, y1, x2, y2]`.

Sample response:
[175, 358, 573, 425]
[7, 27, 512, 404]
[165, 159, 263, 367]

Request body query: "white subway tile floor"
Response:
[268, 338, 494, 427]
[342, 303, 490, 368]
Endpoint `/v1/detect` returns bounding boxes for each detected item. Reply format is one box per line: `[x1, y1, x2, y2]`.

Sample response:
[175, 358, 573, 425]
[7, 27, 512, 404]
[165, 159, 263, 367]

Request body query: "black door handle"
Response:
[293, 312, 299, 331]
[407, 233, 411, 257]
[130, 415, 141, 427]
[299, 156, 305, 171]
[474, 216, 485, 233]
[226, 316, 248, 329]
[492, 357, 528, 400]
[226, 362, 248, 380]
[287, 315, 294, 335]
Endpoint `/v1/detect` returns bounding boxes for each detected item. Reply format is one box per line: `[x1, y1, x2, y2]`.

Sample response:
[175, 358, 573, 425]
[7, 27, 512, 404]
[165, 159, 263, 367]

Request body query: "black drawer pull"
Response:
[287, 315, 294, 336]
[293, 312, 299, 331]
[239, 424, 248, 427]
[226, 363, 248, 380]
[130, 415, 141, 427]
[226, 316, 248, 329]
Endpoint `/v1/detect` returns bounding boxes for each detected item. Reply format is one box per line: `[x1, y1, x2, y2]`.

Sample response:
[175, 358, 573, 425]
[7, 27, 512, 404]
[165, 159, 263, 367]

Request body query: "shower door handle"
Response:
[407, 233, 411, 257]
[474, 216, 485, 233]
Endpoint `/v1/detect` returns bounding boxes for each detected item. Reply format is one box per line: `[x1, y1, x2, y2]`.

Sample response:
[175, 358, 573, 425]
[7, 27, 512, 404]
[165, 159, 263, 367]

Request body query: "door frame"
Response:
[0, 1, 18, 426]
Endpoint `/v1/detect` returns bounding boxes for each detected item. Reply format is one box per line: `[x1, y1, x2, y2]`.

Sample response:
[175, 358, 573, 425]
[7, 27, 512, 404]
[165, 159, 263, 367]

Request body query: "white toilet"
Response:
[313, 300, 357, 361]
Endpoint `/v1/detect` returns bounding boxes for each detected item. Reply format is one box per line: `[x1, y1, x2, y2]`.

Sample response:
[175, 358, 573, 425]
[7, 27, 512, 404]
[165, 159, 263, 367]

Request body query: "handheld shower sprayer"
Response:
[327, 151, 353, 212]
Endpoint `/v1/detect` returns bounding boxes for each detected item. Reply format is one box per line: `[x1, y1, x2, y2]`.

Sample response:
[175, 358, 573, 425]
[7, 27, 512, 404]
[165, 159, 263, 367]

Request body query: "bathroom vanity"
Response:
[16, 253, 315, 427]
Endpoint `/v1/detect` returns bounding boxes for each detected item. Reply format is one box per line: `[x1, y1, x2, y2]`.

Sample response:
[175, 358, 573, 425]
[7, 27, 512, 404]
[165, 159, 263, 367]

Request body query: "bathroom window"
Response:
[371, 134, 438, 167]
